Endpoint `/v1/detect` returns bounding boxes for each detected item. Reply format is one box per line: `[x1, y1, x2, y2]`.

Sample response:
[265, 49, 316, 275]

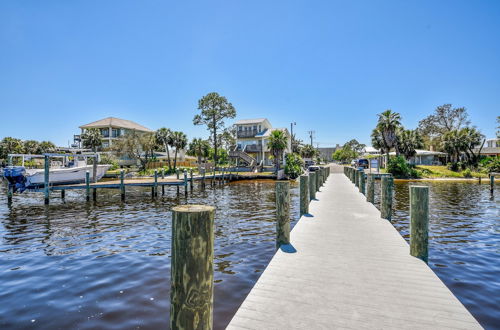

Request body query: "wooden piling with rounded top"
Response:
[176, 169, 180, 194]
[276, 181, 291, 249]
[410, 186, 429, 263]
[190, 169, 194, 190]
[170, 204, 215, 330]
[202, 168, 206, 188]
[359, 172, 366, 195]
[61, 189, 65, 199]
[120, 170, 125, 201]
[44, 154, 50, 205]
[490, 175, 495, 194]
[7, 185, 13, 204]
[93, 188, 97, 201]
[366, 173, 375, 203]
[85, 171, 90, 202]
[315, 169, 321, 192]
[300, 175, 309, 216]
[381, 175, 394, 221]
[154, 170, 158, 197]
[183, 170, 188, 195]
[309, 171, 316, 200]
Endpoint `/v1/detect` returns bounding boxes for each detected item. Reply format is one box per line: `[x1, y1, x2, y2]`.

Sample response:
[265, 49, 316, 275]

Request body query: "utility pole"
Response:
[308, 130, 315, 146]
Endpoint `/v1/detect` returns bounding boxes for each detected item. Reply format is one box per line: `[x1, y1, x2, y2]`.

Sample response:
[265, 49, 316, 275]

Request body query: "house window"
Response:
[258, 125, 261, 131]
[238, 126, 242, 131]
[100, 128, 109, 137]
[112, 128, 120, 138]
[253, 125, 257, 131]
[102, 141, 109, 148]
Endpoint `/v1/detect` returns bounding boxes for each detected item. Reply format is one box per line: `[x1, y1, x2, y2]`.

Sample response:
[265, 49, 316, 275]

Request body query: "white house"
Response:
[230, 118, 292, 167]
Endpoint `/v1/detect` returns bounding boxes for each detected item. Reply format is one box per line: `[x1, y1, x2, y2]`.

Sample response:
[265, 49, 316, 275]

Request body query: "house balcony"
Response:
[244, 144, 262, 153]
[237, 130, 259, 138]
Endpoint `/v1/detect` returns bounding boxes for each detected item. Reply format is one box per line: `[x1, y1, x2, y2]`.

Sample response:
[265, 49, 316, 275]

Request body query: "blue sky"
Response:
[1, 0, 499, 147]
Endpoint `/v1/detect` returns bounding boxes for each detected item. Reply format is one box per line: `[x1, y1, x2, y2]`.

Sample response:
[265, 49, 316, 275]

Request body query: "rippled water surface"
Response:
[1, 178, 499, 329]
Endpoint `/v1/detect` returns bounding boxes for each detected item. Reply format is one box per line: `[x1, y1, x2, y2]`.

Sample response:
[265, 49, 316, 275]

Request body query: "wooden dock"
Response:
[228, 166, 481, 329]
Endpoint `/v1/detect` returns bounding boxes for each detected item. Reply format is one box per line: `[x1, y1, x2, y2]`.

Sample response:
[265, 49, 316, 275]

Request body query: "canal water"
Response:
[0, 179, 498, 329]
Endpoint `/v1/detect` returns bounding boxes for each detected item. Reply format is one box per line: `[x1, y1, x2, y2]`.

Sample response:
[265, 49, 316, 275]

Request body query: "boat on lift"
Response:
[2, 153, 111, 192]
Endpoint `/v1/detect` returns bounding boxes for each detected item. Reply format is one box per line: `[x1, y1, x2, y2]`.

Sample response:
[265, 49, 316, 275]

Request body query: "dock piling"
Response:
[202, 168, 206, 188]
[61, 189, 65, 200]
[366, 174, 375, 203]
[120, 170, 125, 201]
[183, 170, 188, 195]
[381, 175, 394, 221]
[7, 185, 13, 204]
[315, 169, 320, 192]
[300, 175, 309, 216]
[176, 169, 180, 195]
[275, 181, 291, 249]
[490, 175, 495, 194]
[85, 171, 90, 202]
[410, 186, 429, 263]
[153, 170, 158, 198]
[93, 188, 97, 202]
[309, 172, 316, 200]
[359, 171, 366, 195]
[171, 205, 215, 330]
[44, 155, 50, 205]
[190, 169, 193, 191]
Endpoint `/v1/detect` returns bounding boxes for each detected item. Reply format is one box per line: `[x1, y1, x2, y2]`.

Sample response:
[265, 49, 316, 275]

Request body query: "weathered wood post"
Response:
[309, 172, 316, 200]
[85, 171, 90, 202]
[300, 175, 309, 216]
[355, 169, 360, 188]
[170, 205, 215, 330]
[276, 181, 291, 249]
[162, 168, 165, 195]
[190, 169, 194, 191]
[93, 154, 98, 183]
[176, 169, 180, 195]
[61, 189, 65, 199]
[359, 172, 366, 195]
[366, 173, 375, 203]
[153, 170, 158, 197]
[315, 169, 321, 192]
[410, 186, 429, 263]
[120, 170, 125, 201]
[93, 187, 97, 201]
[44, 154, 50, 205]
[183, 170, 188, 196]
[201, 168, 206, 188]
[490, 174, 495, 194]
[7, 185, 13, 204]
[212, 167, 216, 187]
[381, 175, 394, 221]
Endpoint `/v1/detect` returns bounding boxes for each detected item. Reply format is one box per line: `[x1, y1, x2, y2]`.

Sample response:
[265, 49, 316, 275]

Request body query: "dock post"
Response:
[490, 175, 495, 194]
[183, 170, 188, 196]
[275, 181, 291, 249]
[202, 168, 206, 188]
[154, 170, 158, 198]
[359, 172, 366, 195]
[93, 188, 97, 202]
[171, 204, 215, 330]
[381, 175, 394, 221]
[316, 169, 320, 192]
[44, 154, 50, 205]
[176, 169, 180, 195]
[7, 185, 13, 204]
[212, 167, 215, 187]
[85, 171, 90, 202]
[161, 169, 165, 195]
[93, 155, 98, 183]
[366, 174, 375, 203]
[190, 169, 194, 191]
[309, 172, 316, 200]
[61, 189, 65, 200]
[410, 186, 429, 263]
[355, 169, 360, 188]
[120, 170, 125, 201]
[300, 175, 309, 216]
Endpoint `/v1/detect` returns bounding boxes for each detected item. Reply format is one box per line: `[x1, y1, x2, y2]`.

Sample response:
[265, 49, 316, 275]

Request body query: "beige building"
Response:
[230, 118, 292, 167]
[78, 117, 153, 149]
[474, 138, 500, 156]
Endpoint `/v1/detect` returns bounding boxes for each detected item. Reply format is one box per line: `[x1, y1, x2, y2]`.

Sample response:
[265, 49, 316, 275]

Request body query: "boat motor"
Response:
[3, 166, 27, 193]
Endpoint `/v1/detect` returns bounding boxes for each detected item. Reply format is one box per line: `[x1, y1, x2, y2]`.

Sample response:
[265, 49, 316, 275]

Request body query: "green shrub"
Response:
[285, 153, 304, 179]
[99, 153, 119, 170]
[387, 156, 419, 178]
[461, 168, 472, 178]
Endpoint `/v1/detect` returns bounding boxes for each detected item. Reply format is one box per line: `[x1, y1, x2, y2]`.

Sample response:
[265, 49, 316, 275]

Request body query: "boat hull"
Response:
[25, 165, 111, 188]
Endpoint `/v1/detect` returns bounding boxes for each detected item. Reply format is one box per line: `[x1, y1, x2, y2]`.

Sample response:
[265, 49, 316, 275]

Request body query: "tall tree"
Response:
[81, 128, 102, 152]
[23, 140, 40, 154]
[38, 141, 56, 154]
[300, 144, 317, 159]
[268, 130, 288, 172]
[155, 127, 173, 171]
[193, 92, 236, 165]
[0, 137, 24, 160]
[373, 110, 402, 160]
[344, 139, 366, 154]
[398, 129, 424, 160]
[497, 116, 500, 139]
[171, 131, 188, 171]
[418, 104, 470, 150]
[187, 138, 210, 171]
[113, 131, 157, 171]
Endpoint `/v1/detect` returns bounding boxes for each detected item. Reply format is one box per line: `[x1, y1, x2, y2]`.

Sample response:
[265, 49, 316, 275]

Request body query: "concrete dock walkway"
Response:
[228, 167, 481, 329]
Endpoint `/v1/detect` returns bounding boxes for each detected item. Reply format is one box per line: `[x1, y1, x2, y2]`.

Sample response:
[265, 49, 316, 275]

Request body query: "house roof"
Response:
[363, 146, 380, 153]
[259, 127, 289, 137]
[80, 117, 153, 132]
[234, 118, 267, 125]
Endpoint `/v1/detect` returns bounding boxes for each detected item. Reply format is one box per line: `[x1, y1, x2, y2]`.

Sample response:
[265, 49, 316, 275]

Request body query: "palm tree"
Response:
[81, 128, 102, 152]
[300, 144, 317, 159]
[155, 128, 173, 171]
[23, 140, 40, 154]
[188, 138, 210, 171]
[38, 141, 56, 154]
[0, 137, 24, 160]
[375, 110, 402, 161]
[171, 131, 188, 170]
[268, 130, 288, 172]
[398, 129, 424, 160]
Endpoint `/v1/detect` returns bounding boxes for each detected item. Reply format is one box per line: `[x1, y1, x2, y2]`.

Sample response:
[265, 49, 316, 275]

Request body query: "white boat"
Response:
[3, 153, 111, 192]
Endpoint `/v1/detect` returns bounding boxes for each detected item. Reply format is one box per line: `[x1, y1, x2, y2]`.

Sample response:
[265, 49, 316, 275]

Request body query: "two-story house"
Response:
[230, 118, 292, 168]
[78, 117, 153, 149]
